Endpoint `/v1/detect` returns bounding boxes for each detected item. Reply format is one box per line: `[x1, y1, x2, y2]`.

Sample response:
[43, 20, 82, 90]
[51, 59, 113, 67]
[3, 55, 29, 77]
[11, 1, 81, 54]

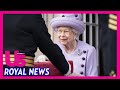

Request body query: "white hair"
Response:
[71, 28, 80, 41]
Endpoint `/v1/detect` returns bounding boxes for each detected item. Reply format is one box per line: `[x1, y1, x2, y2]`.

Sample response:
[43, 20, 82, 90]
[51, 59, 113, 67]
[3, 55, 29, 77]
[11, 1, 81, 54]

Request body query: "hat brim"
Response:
[50, 17, 85, 34]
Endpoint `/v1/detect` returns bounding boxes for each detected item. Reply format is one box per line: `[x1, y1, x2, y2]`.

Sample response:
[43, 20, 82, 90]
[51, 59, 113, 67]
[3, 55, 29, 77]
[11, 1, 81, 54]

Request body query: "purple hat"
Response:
[50, 14, 86, 34]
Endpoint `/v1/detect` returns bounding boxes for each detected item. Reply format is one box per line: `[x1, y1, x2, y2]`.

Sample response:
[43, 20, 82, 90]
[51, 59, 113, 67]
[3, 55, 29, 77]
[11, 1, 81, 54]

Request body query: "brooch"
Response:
[78, 49, 82, 56]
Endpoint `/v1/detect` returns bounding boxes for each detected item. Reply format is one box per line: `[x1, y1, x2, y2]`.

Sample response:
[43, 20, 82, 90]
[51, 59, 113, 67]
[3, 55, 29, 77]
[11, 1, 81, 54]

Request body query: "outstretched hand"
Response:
[35, 55, 49, 62]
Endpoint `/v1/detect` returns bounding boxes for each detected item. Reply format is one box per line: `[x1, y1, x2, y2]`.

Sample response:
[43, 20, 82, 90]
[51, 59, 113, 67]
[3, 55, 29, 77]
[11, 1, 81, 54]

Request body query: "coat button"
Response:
[81, 64, 84, 67]
[80, 72, 83, 75]
[83, 50, 86, 53]
[82, 57, 85, 60]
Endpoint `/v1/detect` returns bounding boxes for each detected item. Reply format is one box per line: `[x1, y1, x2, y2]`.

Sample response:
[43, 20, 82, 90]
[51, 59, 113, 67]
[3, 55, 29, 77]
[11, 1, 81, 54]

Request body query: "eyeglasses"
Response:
[56, 30, 72, 35]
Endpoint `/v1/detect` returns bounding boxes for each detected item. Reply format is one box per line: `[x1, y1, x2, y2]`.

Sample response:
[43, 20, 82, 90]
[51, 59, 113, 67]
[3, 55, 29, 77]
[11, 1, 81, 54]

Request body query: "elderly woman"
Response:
[37, 14, 98, 76]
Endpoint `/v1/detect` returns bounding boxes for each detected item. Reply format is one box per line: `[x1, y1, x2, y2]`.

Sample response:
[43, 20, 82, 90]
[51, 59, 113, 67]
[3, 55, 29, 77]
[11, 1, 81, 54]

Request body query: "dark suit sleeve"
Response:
[17, 14, 69, 74]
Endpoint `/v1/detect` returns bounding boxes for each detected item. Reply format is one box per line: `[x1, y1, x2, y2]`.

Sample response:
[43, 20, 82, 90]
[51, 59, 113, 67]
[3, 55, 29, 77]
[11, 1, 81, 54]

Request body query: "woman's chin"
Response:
[60, 42, 67, 46]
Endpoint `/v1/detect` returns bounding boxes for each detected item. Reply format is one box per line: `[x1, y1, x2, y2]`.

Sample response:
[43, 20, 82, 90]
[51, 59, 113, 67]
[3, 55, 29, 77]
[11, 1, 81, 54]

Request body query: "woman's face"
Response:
[57, 26, 76, 46]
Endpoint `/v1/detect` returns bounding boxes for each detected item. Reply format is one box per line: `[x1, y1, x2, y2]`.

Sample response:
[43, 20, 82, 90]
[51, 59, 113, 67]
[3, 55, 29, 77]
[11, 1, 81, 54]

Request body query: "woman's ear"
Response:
[72, 31, 78, 40]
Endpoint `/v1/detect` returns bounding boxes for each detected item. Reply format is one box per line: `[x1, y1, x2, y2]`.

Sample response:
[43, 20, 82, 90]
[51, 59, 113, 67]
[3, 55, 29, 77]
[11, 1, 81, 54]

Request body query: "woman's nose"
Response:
[60, 31, 65, 36]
